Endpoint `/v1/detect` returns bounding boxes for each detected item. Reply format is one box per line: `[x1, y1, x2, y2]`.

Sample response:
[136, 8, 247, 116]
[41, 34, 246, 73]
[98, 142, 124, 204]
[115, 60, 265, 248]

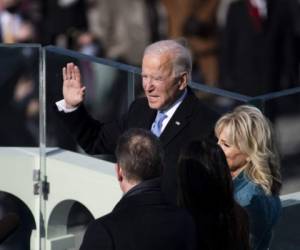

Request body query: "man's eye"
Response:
[153, 76, 163, 82]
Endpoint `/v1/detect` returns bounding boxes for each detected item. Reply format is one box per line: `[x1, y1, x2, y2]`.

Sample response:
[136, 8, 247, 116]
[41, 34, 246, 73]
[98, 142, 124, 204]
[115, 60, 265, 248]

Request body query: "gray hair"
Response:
[144, 39, 192, 82]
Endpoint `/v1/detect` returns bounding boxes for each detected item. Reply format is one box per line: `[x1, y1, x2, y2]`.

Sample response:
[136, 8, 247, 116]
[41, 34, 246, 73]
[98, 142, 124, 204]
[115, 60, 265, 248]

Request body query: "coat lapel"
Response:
[159, 89, 196, 147]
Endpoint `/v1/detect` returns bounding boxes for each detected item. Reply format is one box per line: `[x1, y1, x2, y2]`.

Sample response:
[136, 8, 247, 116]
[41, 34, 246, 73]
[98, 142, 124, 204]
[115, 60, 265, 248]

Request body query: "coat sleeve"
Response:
[54, 103, 128, 155]
[80, 220, 114, 250]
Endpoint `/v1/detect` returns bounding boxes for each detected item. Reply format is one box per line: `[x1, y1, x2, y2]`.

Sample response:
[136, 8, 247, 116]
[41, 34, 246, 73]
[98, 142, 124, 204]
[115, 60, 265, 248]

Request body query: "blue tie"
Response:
[151, 111, 167, 137]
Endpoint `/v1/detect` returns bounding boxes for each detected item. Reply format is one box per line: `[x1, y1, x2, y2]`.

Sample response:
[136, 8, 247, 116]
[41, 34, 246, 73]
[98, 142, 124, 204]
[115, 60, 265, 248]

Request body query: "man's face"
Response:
[142, 53, 187, 110]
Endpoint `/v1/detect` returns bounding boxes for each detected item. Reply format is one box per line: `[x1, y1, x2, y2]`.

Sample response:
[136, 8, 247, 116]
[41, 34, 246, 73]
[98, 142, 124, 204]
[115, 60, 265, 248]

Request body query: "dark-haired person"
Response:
[55, 39, 219, 204]
[215, 105, 282, 250]
[177, 138, 249, 250]
[80, 128, 197, 250]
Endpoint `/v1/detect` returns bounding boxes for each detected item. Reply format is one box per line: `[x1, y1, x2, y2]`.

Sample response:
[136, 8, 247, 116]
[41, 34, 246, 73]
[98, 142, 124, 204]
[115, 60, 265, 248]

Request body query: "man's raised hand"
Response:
[62, 63, 86, 109]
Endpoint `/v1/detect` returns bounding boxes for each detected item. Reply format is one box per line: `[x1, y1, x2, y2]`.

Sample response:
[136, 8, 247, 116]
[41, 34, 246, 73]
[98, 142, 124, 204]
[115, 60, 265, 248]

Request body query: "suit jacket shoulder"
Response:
[80, 179, 197, 250]
[80, 217, 114, 250]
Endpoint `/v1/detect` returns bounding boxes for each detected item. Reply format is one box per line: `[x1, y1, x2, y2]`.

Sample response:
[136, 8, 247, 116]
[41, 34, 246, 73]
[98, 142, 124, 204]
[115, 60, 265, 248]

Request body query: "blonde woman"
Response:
[215, 105, 282, 250]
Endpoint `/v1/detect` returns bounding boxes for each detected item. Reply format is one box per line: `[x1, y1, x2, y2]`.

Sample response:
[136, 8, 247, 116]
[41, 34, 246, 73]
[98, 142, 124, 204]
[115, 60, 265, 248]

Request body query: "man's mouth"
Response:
[147, 95, 159, 102]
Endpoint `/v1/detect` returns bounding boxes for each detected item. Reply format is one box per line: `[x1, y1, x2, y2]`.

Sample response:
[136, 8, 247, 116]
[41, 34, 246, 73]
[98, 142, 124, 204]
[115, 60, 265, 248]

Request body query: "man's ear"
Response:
[115, 164, 123, 182]
[178, 72, 188, 90]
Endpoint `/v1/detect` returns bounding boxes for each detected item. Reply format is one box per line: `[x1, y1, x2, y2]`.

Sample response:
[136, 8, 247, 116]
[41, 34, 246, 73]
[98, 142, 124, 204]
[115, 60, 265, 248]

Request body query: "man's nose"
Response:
[143, 79, 154, 91]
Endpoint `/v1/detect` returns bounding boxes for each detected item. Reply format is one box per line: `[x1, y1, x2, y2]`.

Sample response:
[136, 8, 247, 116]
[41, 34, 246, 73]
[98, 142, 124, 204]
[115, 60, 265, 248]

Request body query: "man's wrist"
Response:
[56, 99, 78, 113]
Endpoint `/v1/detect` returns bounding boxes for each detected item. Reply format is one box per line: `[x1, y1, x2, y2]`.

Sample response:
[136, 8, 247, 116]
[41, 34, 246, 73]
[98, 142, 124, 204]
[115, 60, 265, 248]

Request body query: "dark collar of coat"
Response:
[112, 177, 167, 212]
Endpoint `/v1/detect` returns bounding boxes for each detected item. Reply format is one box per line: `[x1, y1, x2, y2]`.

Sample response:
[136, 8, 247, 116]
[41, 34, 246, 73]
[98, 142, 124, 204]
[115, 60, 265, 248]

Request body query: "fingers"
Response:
[62, 66, 67, 81]
[74, 65, 81, 83]
[71, 64, 76, 80]
[66, 63, 74, 80]
[63, 63, 73, 82]
[63, 63, 81, 84]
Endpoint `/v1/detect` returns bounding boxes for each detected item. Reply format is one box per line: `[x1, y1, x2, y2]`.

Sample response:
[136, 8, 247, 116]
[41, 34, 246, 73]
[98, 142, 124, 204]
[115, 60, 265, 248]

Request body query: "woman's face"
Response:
[217, 126, 248, 175]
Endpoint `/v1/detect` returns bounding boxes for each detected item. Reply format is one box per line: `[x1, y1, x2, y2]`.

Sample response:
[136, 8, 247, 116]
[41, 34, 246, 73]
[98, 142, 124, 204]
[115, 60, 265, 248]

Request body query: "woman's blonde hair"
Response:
[215, 105, 281, 195]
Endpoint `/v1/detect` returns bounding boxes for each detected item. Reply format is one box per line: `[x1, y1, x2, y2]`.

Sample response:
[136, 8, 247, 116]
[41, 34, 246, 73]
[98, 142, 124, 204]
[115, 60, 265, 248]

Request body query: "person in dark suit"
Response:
[55, 39, 219, 203]
[219, 0, 296, 97]
[79, 128, 197, 250]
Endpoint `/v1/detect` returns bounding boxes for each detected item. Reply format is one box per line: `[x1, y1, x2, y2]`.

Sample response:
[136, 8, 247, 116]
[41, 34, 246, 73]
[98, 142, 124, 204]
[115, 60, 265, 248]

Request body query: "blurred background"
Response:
[0, 0, 299, 89]
[0, 1, 300, 249]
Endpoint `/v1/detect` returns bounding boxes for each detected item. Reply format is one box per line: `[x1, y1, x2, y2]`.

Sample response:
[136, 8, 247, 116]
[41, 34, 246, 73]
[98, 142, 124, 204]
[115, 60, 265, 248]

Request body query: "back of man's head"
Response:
[115, 128, 163, 183]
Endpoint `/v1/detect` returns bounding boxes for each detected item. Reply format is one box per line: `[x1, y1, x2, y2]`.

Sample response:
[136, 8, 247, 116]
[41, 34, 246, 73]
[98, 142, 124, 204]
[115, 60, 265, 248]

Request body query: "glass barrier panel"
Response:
[44, 47, 136, 249]
[45, 46, 138, 154]
[0, 45, 41, 249]
[189, 81, 251, 114]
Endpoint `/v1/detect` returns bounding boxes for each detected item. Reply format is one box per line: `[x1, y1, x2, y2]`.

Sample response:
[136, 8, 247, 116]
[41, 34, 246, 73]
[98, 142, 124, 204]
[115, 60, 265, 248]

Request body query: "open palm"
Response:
[62, 63, 86, 108]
